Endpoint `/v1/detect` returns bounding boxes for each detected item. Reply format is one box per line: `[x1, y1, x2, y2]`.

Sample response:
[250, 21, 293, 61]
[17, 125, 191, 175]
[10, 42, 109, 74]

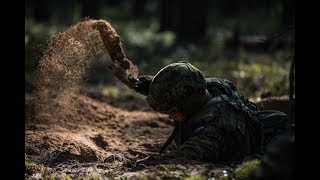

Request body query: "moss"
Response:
[60, 173, 73, 180]
[84, 171, 103, 180]
[158, 164, 176, 173]
[25, 161, 49, 175]
[26, 161, 104, 180]
[234, 159, 261, 180]
[183, 175, 207, 180]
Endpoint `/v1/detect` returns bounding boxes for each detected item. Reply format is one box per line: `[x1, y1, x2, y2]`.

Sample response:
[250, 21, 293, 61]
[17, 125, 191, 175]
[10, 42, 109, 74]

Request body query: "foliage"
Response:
[25, 1, 293, 99]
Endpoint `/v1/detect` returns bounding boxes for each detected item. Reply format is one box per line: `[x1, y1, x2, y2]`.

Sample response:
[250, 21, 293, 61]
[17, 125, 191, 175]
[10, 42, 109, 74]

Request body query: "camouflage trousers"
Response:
[258, 110, 294, 153]
[251, 111, 295, 179]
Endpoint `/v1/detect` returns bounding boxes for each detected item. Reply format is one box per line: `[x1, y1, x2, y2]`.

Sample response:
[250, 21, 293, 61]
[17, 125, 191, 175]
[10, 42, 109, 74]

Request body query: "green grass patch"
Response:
[25, 161, 49, 175]
[234, 159, 261, 180]
[183, 175, 207, 180]
[159, 164, 176, 172]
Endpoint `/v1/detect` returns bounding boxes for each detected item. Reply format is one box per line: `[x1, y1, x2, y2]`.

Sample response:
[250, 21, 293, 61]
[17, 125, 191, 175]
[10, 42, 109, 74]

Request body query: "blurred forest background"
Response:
[25, 0, 295, 103]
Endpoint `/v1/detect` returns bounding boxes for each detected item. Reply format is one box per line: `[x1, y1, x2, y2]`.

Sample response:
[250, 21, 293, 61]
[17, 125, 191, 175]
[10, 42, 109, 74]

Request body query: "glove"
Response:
[132, 75, 154, 96]
[104, 154, 157, 168]
[104, 154, 136, 167]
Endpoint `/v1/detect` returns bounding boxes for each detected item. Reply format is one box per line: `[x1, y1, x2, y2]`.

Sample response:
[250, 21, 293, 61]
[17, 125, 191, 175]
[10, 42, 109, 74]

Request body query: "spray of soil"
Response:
[93, 20, 139, 88]
[32, 19, 138, 123]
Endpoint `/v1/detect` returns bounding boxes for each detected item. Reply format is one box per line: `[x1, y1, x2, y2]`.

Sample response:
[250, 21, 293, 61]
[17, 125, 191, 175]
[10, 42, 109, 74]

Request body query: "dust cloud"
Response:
[32, 19, 135, 123]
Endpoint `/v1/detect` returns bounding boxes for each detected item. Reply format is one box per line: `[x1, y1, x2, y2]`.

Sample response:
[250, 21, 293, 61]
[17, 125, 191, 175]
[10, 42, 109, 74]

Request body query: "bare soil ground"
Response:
[25, 93, 292, 179]
[25, 19, 294, 179]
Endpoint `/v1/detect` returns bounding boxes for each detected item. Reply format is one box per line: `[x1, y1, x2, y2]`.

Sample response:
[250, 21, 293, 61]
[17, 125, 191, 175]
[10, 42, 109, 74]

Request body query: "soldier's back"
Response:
[174, 78, 265, 161]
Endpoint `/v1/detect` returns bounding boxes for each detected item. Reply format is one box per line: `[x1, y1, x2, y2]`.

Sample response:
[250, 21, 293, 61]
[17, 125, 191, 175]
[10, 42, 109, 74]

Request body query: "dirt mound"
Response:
[25, 94, 175, 178]
[25, 93, 167, 152]
[26, 94, 117, 123]
[253, 95, 293, 115]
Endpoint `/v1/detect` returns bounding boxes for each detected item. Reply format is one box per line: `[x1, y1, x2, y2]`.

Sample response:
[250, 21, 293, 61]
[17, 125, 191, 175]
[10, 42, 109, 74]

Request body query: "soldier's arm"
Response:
[104, 125, 229, 166]
[176, 125, 226, 162]
[133, 75, 154, 96]
[146, 125, 226, 162]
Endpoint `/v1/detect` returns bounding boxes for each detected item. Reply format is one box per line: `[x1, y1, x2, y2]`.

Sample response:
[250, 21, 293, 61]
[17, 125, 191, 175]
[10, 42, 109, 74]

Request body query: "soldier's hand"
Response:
[104, 154, 136, 167]
[132, 75, 153, 96]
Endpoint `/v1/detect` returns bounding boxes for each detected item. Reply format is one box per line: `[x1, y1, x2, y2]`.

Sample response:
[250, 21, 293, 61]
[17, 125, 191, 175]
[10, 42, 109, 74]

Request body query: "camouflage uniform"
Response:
[135, 62, 293, 162]
[250, 133, 295, 180]
[171, 78, 291, 162]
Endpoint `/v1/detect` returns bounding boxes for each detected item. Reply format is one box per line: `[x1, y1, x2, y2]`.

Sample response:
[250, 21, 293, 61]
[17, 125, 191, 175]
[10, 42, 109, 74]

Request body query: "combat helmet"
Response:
[147, 61, 207, 115]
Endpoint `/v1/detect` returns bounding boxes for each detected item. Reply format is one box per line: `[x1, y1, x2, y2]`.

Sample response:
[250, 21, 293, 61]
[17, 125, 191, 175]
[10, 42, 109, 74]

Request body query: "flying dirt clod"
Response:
[92, 20, 140, 89]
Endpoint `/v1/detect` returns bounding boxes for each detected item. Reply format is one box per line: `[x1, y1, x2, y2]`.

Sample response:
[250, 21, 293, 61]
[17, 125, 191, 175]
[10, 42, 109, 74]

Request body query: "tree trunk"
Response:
[282, 0, 295, 27]
[159, 0, 207, 44]
[132, 0, 147, 17]
[159, 0, 178, 32]
[34, 0, 49, 23]
[81, 0, 103, 19]
[289, 55, 295, 123]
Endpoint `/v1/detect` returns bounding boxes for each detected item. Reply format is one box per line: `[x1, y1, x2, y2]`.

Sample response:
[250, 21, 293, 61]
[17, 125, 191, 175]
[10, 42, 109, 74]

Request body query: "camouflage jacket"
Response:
[135, 76, 289, 162]
[166, 77, 264, 162]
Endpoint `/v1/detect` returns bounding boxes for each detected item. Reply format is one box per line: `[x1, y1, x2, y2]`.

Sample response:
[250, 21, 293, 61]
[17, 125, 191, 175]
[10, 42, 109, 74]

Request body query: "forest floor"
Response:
[24, 18, 294, 179]
[25, 93, 291, 179]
